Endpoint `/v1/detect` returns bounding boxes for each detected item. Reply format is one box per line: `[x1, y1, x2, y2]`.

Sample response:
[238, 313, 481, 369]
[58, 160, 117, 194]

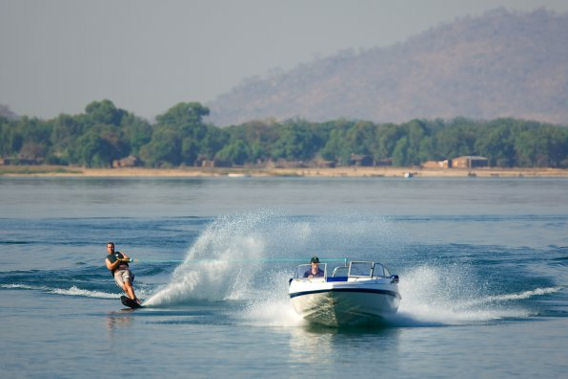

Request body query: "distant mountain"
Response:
[207, 8, 568, 126]
[0, 104, 17, 120]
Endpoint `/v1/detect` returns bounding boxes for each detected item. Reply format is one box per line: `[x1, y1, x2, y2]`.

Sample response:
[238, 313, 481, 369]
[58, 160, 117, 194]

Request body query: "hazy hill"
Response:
[207, 8, 568, 126]
[0, 104, 17, 120]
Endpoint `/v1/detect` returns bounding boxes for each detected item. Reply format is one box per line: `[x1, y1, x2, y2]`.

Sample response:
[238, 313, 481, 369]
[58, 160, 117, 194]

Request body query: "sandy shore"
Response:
[2, 165, 568, 178]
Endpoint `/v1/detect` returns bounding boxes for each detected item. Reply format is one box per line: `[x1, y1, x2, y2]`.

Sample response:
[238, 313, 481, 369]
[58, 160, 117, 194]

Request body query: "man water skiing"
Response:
[105, 242, 140, 305]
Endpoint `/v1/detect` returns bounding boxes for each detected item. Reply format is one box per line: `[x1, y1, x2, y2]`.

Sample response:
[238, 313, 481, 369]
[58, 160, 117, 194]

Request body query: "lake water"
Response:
[1, 177, 567, 377]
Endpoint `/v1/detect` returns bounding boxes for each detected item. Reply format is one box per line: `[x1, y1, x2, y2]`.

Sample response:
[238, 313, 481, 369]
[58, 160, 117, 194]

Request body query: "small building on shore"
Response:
[272, 159, 308, 168]
[194, 154, 231, 168]
[350, 154, 373, 166]
[452, 156, 489, 169]
[112, 155, 141, 168]
[0, 157, 43, 165]
[312, 158, 336, 168]
[199, 159, 232, 168]
[423, 159, 451, 169]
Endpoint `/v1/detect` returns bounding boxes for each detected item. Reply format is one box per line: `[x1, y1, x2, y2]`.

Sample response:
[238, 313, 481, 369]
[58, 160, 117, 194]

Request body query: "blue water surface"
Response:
[1, 177, 567, 377]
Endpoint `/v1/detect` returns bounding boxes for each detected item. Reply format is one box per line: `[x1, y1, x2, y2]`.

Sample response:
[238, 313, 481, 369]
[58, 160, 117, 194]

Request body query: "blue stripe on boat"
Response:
[289, 288, 401, 299]
[326, 276, 348, 282]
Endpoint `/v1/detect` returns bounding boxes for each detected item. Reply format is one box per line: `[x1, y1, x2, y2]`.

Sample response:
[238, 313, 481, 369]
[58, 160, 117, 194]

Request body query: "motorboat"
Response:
[288, 259, 400, 327]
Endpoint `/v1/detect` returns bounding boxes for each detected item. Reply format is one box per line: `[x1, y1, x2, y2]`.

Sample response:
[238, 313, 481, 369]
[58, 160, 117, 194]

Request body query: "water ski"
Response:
[120, 295, 143, 309]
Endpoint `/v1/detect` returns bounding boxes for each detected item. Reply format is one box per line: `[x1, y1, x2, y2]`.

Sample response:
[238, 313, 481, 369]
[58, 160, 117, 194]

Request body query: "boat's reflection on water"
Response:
[287, 320, 401, 365]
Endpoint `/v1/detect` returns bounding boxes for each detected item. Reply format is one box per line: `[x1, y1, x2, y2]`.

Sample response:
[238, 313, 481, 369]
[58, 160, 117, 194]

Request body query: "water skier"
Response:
[105, 242, 140, 305]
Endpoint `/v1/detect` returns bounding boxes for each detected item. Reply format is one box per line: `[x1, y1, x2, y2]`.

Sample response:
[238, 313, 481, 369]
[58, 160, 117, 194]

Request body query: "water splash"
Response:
[391, 265, 557, 326]
[144, 211, 273, 306]
[141, 211, 558, 327]
[239, 271, 305, 327]
[143, 210, 393, 308]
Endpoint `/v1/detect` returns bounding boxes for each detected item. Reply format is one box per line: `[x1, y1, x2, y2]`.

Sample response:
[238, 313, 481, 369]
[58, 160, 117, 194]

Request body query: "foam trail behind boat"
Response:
[390, 265, 558, 326]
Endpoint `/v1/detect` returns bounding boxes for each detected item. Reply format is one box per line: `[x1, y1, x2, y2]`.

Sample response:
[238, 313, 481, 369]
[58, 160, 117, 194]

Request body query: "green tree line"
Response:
[1, 100, 567, 168]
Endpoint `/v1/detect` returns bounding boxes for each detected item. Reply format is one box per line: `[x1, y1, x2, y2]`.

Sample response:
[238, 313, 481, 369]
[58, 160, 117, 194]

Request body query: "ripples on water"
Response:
[1, 177, 567, 376]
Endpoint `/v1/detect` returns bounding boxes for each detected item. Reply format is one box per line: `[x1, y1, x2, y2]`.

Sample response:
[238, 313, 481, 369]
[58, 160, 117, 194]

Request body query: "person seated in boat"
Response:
[105, 242, 140, 305]
[304, 256, 324, 278]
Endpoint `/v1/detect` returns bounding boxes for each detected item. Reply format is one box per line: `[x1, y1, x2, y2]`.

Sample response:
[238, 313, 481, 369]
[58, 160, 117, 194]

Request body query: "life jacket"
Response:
[106, 251, 129, 276]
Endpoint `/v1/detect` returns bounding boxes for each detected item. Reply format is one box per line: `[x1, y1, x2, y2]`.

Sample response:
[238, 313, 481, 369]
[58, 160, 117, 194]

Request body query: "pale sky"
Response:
[1, 0, 567, 120]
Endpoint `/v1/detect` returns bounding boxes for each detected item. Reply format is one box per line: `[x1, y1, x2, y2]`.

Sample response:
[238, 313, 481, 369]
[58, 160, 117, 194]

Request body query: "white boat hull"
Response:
[289, 280, 400, 327]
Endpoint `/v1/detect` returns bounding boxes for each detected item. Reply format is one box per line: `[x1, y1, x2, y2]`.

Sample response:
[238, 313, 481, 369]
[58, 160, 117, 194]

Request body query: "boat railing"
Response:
[331, 265, 348, 277]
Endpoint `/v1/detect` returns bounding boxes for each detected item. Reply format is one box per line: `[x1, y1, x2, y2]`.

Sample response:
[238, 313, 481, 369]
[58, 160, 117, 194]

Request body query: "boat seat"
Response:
[326, 276, 348, 282]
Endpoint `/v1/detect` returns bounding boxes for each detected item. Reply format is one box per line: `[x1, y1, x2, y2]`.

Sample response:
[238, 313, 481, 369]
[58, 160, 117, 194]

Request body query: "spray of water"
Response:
[144, 210, 396, 307]
[143, 210, 558, 326]
[391, 265, 558, 326]
[144, 211, 272, 306]
[239, 271, 305, 327]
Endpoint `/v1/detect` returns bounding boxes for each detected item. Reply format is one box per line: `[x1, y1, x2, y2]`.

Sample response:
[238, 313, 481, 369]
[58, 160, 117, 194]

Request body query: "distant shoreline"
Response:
[2, 165, 568, 178]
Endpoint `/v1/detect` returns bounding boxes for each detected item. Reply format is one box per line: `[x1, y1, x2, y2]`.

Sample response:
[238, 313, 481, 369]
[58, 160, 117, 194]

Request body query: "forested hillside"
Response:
[1, 100, 567, 168]
[207, 8, 568, 126]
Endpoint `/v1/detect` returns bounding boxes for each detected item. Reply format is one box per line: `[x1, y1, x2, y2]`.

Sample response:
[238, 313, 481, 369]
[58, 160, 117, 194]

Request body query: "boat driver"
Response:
[304, 256, 324, 278]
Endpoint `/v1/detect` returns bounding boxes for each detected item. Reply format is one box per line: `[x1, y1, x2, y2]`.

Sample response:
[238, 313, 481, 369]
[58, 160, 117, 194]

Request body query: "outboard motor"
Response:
[390, 274, 399, 284]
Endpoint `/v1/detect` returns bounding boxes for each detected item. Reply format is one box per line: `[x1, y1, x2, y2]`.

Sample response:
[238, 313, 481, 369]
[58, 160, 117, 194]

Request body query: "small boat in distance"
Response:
[288, 259, 401, 327]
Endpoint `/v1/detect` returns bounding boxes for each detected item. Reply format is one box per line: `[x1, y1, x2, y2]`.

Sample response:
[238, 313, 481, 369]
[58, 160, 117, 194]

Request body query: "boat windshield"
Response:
[374, 263, 385, 277]
[294, 263, 327, 279]
[348, 261, 390, 278]
[293, 261, 392, 280]
[349, 261, 374, 277]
